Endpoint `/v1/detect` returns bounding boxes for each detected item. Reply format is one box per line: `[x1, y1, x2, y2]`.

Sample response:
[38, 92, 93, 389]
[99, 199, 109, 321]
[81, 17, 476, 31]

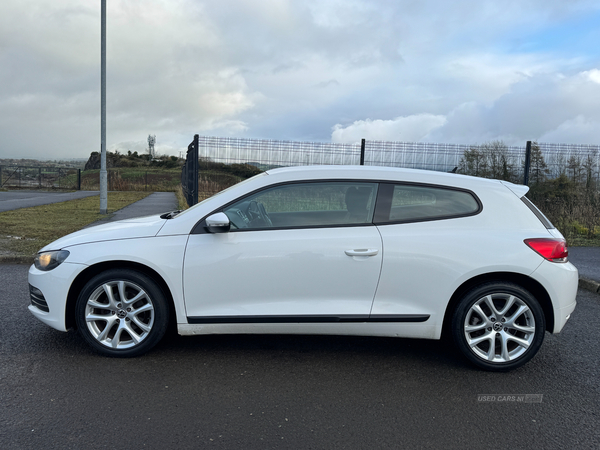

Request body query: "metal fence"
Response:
[180, 135, 600, 206]
[0, 166, 81, 190]
[199, 135, 362, 168]
[365, 141, 484, 172]
[536, 143, 600, 180]
[196, 136, 600, 182]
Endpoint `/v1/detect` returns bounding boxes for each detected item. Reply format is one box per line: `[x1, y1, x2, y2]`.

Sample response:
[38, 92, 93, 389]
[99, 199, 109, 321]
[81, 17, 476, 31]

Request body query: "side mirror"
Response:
[205, 212, 230, 233]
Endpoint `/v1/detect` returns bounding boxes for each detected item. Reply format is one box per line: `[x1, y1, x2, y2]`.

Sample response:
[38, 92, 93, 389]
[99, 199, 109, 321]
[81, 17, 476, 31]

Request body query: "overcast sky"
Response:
[1, 0, 600, 160]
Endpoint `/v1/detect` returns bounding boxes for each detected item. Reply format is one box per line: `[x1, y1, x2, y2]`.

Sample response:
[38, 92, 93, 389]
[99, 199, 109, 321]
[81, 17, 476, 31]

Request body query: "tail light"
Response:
[524, 238, 568, 263]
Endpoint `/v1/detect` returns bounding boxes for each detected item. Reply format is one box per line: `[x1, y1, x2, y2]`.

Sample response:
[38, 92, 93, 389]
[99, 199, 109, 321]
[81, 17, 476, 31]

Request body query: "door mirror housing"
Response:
[205, 212, 230, 233]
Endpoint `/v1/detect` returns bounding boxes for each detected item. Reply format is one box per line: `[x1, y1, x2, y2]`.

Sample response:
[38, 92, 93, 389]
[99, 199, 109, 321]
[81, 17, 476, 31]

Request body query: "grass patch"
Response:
[568, 235, 600, 247]
[0, 191, 150, 257]
[175, 185, 190, 210]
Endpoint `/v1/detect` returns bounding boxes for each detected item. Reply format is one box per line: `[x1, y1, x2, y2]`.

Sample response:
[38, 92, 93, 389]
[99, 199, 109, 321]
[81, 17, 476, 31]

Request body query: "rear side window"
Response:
[374, 183, 481, 224]
[521, 196, 554, 229]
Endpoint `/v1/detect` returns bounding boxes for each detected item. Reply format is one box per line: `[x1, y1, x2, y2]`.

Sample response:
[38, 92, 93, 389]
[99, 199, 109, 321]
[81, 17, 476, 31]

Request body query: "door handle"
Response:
[345, 249, 379, 257]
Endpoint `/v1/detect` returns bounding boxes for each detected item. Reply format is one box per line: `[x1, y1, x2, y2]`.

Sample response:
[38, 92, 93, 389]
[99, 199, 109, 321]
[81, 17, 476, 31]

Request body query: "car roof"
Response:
[265, 165, 528, 196]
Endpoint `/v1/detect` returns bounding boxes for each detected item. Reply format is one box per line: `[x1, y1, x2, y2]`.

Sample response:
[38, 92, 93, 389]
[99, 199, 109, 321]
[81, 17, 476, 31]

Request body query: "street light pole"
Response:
[100, 0, 108, 214]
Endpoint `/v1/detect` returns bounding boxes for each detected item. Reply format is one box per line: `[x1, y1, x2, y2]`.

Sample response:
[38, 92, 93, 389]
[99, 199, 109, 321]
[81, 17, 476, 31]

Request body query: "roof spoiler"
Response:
[500, 181, 530, 198]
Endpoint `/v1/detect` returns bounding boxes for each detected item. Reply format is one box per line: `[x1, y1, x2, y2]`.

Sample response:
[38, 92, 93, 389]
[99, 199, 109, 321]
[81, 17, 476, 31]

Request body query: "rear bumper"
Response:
[530, 260, 578, 333]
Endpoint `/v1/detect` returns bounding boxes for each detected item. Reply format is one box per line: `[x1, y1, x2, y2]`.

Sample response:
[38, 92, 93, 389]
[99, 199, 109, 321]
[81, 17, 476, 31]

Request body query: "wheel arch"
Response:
[65, 260, 176, 331]
[441, 272, 554, 339]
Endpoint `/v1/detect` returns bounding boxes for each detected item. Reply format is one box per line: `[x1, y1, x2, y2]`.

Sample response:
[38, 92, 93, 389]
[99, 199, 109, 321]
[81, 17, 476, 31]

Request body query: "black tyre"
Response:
[75, 269, 169, 357]
[451, 282, 545, 371]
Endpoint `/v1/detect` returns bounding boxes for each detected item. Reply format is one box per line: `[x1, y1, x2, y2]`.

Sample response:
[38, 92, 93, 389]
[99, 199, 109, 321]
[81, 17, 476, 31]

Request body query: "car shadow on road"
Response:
[156, 331, 469, 371]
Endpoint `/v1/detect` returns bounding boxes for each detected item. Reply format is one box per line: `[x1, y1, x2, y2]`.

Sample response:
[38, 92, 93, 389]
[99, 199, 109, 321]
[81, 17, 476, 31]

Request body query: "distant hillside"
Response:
[198, 158, 263, 179]
[0, 158, 84, 168]
[84, 151, 182, 170]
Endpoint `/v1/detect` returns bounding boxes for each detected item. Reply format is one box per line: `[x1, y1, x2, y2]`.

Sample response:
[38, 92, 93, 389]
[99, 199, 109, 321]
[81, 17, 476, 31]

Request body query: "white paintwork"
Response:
[29, 261, 88, 331]
[39, 215, 167, 252]
[183, 226, 382, 317]
[529, 258, 579, 333]
[28, 165, 578, 353]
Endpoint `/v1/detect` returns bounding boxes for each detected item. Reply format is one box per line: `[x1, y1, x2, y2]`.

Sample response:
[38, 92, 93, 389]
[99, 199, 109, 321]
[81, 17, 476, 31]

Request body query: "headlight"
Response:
[34, 250, 70, 271]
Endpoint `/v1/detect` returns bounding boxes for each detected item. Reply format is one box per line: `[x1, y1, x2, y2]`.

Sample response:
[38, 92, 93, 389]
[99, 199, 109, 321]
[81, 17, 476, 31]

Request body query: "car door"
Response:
[182, 181, 383, 322]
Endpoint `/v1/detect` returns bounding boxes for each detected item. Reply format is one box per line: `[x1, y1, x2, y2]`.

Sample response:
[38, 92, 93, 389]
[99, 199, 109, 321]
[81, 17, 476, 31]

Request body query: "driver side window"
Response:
[223, 182, 378, 230]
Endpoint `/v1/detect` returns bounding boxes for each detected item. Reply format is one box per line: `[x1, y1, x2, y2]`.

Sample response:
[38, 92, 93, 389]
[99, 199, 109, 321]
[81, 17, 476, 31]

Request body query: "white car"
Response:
[28, 166, 578, 370]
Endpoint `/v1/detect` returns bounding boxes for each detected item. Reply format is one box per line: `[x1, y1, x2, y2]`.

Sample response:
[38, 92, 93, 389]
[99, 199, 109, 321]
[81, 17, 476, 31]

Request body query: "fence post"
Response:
[1, 165, 3, 187]
[523, 141, 532, 185]
[192, 134, 199, 205]
[77, 169, 81, 190]
[38, 168, 42, 188]
[360, 139, 365, 166]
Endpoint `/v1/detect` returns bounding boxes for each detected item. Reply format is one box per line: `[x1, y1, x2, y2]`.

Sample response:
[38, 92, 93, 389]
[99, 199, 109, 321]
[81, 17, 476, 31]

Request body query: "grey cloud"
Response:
[313, 79, 340, 89]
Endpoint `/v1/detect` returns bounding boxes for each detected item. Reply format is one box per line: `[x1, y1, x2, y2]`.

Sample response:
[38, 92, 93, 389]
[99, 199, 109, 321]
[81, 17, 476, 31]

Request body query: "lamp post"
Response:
[100, 0, 108, 214]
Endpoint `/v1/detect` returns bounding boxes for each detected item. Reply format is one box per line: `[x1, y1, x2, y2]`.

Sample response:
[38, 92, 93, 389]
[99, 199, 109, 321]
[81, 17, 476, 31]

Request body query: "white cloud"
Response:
[332, 114, 447, 143]
[583, 69, 600, 84]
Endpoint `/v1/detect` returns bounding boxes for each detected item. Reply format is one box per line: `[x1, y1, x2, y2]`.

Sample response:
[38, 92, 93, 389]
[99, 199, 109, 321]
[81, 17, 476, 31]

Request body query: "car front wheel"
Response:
[452, 282, 545, 371]
[75, 269, 169, 357]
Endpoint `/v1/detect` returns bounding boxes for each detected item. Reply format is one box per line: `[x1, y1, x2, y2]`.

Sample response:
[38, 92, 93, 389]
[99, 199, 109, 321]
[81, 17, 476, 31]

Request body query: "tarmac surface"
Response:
[1, 263, 599, 449]
[568, 246, 600, 283]
[0, 190, 100, 212]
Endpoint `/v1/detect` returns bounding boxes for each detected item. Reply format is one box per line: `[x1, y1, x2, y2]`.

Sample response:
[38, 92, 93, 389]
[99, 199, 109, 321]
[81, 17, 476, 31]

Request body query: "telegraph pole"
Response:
[100, 0, 108, 214]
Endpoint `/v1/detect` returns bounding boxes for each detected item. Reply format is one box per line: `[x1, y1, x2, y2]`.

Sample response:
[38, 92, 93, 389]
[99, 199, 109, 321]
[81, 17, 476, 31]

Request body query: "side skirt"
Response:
[186, 314, 430, 324]
[177, 319, 437, 340]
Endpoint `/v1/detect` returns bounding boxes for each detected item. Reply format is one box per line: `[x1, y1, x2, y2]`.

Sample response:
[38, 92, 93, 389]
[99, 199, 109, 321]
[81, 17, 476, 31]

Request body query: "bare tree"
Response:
[458, 140, 517, 181]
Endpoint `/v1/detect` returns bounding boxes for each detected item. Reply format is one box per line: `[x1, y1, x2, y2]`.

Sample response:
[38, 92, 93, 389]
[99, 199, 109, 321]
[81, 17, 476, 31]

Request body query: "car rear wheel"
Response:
[452, 282, 545, 371]
[75, 269, 169, 357]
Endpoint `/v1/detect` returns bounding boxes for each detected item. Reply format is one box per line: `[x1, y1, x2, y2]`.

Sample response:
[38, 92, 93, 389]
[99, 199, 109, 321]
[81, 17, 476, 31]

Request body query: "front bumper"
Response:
[28, 261, 87, 332]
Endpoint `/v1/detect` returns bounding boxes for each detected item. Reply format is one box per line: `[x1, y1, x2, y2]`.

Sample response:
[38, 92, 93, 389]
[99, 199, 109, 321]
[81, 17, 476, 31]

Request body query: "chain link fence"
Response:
[196, 136, 600, 182]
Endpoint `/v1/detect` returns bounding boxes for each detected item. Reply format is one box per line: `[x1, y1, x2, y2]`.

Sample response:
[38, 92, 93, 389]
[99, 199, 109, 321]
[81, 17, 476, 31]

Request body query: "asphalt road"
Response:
[0, 191, 99, 213]
[569, 246, 600, 283]
[1, 263, 599, 449]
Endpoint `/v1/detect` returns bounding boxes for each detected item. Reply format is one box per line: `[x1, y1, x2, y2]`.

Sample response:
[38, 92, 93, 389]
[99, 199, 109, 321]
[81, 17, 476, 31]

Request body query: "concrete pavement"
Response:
[86, 191, 177, 226]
